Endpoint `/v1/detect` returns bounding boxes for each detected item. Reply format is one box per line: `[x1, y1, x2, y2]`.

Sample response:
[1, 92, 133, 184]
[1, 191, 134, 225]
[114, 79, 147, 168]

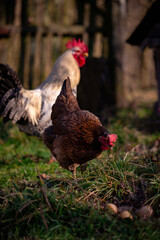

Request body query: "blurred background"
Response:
[0, 0, 158, 115]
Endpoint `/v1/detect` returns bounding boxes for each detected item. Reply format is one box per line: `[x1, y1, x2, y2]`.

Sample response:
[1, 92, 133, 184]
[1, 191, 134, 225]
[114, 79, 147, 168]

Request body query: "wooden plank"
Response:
[33, 0, 44, 88]
[141, 48, 156, 88]
[93, 0, 106, 57]
[23, 34, 31, 89]
[0, 24, 86, 37]
[43, 32, 53, 80]
[56, 0, 63, 54]
[8, 0, 22, 71]
[83, 3, 90, 46]
[42, 0, 54, 81]
[88, 0, 96, 55]
[153, 48, 160, 116]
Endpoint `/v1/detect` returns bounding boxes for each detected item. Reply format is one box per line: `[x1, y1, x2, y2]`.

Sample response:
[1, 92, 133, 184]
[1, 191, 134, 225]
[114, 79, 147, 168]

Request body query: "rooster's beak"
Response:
[83, 52, 89, 57]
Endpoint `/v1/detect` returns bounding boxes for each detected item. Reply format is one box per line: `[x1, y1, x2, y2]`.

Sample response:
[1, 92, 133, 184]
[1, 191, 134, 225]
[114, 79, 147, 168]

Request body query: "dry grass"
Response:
[0, 106, 160, 239]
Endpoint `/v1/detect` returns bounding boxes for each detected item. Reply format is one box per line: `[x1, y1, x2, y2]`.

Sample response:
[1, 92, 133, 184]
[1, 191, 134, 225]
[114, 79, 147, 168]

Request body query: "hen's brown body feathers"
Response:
[43, 78, 114, 174]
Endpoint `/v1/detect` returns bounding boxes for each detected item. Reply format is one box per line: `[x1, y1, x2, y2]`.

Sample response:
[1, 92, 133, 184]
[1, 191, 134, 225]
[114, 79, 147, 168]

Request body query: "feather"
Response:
[19, 89, 42, 125]
[0, 39, 88, 137]
[0, 81, 42, 125]
[3, 98, 16, 117]
[0, 89, 16, 110]
[9, 106, 19, 120]
[13, 108, 27, 123]
[0, 64, 22, 89]
[51, 78, 80, 126]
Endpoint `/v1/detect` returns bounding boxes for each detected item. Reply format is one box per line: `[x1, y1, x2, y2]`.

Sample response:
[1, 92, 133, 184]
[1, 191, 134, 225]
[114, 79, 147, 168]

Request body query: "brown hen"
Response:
[43, 78, 117, 176]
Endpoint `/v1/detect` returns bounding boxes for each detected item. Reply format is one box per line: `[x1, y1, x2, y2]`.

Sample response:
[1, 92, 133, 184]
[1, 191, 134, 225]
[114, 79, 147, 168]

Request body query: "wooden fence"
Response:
[0, 0, 108, 87]
[0, 0, 158, 112]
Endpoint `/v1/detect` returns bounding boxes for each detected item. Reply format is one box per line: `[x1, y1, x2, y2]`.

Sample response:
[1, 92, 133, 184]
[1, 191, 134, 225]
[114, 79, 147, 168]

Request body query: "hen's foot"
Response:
[48, 156, 57, 164]
[80, 163, 87, 173]
[69, 163, 79, 178]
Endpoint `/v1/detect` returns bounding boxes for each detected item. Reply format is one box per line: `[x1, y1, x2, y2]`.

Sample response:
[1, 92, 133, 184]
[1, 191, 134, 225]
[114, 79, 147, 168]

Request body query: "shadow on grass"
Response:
[0, 120, 14, 141]
[133, 114, 160, 134]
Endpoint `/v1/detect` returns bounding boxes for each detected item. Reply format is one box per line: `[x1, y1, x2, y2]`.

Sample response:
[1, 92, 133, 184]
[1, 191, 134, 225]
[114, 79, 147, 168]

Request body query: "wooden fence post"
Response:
[33, 0, 44, 88]
[9, 0, 22, 71]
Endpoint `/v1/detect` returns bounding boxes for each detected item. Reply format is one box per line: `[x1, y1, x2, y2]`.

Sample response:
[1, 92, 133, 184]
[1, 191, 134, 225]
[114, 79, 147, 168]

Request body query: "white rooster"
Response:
[0, 39, 88, 137]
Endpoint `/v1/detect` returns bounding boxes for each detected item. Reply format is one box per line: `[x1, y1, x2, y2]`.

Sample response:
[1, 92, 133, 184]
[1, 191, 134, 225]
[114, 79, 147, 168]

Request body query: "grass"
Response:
[0, 105, 160, 240]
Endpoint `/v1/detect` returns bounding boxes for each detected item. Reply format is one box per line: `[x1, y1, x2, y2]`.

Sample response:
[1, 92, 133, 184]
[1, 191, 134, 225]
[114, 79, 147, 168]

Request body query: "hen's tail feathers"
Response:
[60, 77, 73, 97]
[51, 77, 80, 123]
[0, 64, 22, 123]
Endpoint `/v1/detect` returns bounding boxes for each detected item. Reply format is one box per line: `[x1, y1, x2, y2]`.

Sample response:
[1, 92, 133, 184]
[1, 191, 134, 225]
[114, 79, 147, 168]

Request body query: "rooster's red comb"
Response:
[66, 39, 88, 53]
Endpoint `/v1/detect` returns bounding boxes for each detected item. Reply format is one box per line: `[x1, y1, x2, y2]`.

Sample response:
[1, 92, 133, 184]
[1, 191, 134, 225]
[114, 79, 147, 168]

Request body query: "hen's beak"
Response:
[83, 52, 89, 57]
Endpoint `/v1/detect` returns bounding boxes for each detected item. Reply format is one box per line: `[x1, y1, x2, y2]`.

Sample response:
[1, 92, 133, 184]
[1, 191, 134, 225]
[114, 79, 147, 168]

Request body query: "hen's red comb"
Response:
[108, 134, 118, 146]
[66, 39, 88, 53]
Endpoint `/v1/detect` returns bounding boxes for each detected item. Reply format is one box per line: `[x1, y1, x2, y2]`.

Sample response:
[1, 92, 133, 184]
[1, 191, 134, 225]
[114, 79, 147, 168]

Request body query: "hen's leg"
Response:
[48, 155, 57, 164]
[80, 163, 87, 173]
[69, 163, 79, 178]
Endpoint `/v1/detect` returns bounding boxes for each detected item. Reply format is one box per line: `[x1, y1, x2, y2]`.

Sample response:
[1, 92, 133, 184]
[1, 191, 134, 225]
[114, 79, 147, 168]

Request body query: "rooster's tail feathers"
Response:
[0, 64, 22, 96]
[0, 64, 42, 125]
[0, 64, 22, 120]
